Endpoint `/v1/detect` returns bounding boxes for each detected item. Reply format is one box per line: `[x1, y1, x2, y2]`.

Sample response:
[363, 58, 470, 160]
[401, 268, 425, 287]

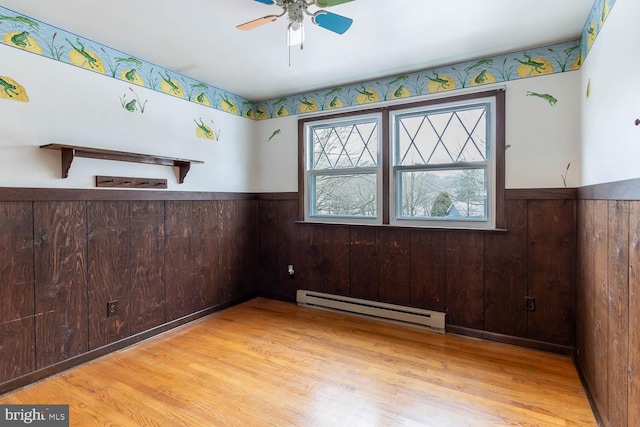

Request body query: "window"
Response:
[300, 90, 505, 229]
[303, 113, 383, 225]
[391, 97, 496, 228]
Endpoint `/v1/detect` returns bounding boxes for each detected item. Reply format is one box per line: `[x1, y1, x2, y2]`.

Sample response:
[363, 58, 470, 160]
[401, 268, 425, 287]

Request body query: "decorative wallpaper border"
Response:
[0, 1, 616, 121]
[253, 0, 617, 119]
[579, 0, 615, 59]
[0, 6, 253, 117]
[253, 40, 581, 119]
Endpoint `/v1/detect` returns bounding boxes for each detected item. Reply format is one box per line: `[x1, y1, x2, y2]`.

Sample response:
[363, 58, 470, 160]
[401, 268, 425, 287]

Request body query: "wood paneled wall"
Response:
[258, 190, 577, 351]
[0, 203, 34, 382]
[0, 190, 258, 393]
[34, 201, 88, 368]
[576, 197, 640, 427]
[0, 187, 582, 396]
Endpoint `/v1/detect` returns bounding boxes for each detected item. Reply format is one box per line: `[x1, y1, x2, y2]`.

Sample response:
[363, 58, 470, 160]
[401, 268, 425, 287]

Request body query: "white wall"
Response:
[0, 45, 257, 192]
[1, 35, 583, 193]
[255, 72, 581, 192]
[580, 0, 640, 186]
[254, 116, 299, 192]
[506, 72, 580, 188]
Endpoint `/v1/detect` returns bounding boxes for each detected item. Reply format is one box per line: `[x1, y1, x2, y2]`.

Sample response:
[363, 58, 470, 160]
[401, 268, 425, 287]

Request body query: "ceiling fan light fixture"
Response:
[239, 0, 354, 62]
[287, 21, 304, 47]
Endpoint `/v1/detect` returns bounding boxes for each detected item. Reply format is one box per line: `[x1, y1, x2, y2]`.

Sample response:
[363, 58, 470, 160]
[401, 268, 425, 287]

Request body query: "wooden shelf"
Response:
[40, 144, 204, 184]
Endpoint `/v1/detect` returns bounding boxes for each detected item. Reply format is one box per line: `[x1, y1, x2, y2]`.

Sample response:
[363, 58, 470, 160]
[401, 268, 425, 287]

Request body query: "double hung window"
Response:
[303, 113, 383, 225]
[300, 90, 504, 229]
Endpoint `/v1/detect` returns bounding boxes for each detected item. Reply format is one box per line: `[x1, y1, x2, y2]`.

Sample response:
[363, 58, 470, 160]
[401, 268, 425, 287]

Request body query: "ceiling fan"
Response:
[237, 0, 355, 35]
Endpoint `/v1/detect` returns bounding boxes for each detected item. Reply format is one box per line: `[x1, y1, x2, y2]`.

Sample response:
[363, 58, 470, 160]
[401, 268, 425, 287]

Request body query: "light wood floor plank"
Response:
[0, 298, 596, 426]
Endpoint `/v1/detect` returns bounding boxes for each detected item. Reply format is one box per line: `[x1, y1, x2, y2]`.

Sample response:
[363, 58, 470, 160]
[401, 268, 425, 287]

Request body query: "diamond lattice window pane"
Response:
[451, 109, 487, 162]
[312, 121, 378, 170]
[397, 115, 430, 165]
[396, 105, 488, 166]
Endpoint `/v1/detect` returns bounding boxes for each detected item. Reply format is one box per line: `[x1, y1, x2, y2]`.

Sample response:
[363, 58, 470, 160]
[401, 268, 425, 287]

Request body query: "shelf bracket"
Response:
[60, 147, 75, 179]
[175, 161, 191, 184]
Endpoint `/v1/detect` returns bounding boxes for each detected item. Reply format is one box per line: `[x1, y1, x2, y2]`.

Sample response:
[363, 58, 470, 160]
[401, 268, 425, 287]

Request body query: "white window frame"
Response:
[389, 96, 497, 229]
[303, 112, 383, 225]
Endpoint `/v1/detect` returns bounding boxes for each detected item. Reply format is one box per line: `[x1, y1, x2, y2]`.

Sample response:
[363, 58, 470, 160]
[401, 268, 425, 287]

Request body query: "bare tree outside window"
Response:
[314, 174, 377, 216]
[308, 116, 380, 220]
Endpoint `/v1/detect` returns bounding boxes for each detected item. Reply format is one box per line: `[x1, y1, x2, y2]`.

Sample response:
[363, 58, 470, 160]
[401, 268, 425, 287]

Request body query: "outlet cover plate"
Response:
[524, 296, 536, 312]
[107, 300, 118, 317]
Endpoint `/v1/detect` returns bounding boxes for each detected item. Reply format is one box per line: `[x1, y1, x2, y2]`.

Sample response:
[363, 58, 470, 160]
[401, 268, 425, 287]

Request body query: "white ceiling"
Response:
[1, 0, 594, 101]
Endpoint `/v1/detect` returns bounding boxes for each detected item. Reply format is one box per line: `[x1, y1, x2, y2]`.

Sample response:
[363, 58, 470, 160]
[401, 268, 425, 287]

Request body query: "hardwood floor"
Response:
[0, 298, 596, 426]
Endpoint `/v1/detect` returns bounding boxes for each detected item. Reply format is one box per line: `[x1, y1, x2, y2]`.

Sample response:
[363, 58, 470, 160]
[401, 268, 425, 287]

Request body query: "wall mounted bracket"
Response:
[40, 143, 204, 184]
[96, 176, 167, 189]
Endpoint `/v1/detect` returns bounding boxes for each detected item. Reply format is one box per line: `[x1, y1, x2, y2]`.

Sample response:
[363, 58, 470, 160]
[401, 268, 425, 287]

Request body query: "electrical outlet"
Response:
[107, 300, 118, 317]
[524, 296, 536, 312]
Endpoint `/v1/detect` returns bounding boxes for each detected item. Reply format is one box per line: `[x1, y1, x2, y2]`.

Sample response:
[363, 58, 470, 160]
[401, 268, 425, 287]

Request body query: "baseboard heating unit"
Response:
[296, 290, 445, 334]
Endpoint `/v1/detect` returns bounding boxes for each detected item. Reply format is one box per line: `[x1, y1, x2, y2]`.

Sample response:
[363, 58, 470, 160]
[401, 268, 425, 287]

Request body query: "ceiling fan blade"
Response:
[254, 0, 275, 4]
[237, 15, 278, 30]
[316, 0, 355, 7]
[313, 11, 353, 34]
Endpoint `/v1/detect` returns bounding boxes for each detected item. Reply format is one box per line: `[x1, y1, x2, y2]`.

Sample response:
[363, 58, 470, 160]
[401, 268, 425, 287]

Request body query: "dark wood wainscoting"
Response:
[576, 180, 640, 427]
[258, 189, 577, 353]
[0, 188, 258, 394]
[0, 186, 583, 396]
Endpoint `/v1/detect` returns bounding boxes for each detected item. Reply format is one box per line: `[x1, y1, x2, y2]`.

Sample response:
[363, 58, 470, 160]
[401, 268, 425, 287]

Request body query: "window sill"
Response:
[295, 220, 508, 233]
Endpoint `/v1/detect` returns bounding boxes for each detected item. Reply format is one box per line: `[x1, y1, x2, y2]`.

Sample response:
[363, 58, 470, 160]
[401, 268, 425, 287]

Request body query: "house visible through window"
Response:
[300, 89, 505, 229]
